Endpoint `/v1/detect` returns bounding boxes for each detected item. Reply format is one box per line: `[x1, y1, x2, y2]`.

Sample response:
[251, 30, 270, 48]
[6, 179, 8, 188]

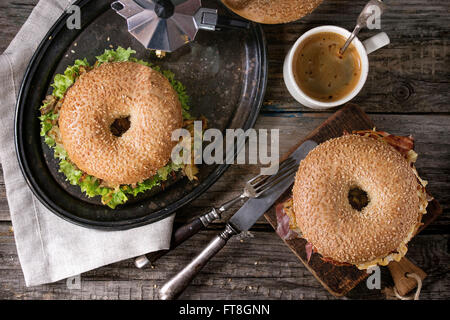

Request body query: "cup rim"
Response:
[287, 25, 369, 109]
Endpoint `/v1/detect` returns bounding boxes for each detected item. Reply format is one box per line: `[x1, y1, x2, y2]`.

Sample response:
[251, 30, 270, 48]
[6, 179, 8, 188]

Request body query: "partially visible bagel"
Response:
[58, 61, 183, 185]
[292, 134, 425, 268]
[222, 0, 323, 24]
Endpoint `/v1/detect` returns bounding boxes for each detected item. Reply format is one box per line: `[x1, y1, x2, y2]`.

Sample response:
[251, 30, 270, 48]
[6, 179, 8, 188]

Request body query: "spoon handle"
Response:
[340, 0, 387, 55]
[340, 25, 362, 55]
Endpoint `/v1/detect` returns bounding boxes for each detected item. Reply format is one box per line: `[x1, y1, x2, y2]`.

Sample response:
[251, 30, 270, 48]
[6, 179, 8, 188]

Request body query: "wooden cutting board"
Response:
[264, 103, 443, 297]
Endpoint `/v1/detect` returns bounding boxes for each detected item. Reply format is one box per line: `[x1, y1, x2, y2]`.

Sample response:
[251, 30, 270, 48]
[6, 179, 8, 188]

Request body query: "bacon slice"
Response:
[276, 202, 299, 240]
[353, 129, 414, 158]
[305, 242, 314, 262]
[320, 256, 352, 266]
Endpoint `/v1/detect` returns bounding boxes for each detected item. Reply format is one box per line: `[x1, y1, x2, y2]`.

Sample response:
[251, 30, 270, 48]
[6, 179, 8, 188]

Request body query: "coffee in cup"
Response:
[292, 32, 362, 102]
[283, 26, 390, 109]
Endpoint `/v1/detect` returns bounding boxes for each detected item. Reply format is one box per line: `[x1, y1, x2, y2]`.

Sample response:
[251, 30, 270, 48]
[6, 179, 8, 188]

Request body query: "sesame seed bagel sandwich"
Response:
[222, 0, 324, 24]
[39, 47, 199, 208]
[276, 131, 430, 270]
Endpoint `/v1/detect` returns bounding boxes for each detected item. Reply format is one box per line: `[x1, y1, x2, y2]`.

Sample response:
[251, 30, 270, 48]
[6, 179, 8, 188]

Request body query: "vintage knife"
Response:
[159, 140, 318, 300]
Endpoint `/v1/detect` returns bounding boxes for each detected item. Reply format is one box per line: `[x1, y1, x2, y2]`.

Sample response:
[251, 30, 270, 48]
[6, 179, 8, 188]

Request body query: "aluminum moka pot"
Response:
[111, 0, 250, 52]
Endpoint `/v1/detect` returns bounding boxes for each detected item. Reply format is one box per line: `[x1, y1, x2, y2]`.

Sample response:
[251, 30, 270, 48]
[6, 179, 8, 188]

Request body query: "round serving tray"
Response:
[14, 0, 267, 230]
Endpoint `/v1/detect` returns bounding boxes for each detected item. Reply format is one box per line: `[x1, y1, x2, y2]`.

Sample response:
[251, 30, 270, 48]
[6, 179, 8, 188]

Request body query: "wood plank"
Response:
[261, 0, 450, 113]
[0, 0, 38, 54]
[0, 222, 448, 299]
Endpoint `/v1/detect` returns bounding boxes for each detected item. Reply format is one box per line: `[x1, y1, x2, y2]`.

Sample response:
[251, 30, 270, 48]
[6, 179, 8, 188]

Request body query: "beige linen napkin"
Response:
[0, 0, 174, 286]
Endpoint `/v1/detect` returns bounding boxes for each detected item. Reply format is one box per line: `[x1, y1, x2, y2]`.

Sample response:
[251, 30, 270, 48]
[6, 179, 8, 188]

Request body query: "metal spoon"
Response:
[340, 0, 386, 55]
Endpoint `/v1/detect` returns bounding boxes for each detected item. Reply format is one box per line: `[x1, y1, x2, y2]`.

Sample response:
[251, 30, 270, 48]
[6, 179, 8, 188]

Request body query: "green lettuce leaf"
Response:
[96, 47, 136, 65]
[51, 58, 90, 99]
[59, 159, 83, 186]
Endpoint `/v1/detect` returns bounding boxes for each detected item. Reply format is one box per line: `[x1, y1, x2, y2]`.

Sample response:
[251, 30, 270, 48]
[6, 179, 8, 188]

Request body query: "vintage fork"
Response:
[134, 157, 298, 268]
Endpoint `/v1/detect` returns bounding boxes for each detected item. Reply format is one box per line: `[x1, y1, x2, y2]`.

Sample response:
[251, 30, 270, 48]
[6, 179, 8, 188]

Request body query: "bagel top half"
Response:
[222, 0, 324, 24]
[58, 61, 183, 186]
[292, 134, 426, 268]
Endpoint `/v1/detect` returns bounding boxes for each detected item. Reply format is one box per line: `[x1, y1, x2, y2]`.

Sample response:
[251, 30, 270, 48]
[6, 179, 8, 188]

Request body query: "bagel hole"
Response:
[110, 116, 130, 137]
[348, 187, 369, 211]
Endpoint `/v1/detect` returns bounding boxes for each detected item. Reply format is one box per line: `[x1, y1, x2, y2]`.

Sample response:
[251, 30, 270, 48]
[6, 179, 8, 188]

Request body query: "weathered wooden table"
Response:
[0, 0, 448, 300]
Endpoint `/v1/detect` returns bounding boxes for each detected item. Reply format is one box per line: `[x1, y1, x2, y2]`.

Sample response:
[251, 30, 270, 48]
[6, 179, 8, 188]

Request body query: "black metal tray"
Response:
[14, 0, 267, 230]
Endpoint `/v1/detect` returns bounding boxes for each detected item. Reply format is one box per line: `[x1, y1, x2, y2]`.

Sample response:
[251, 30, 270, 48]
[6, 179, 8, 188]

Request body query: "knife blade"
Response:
[229, 139, 318, 232]
[159, 140, 318, 300]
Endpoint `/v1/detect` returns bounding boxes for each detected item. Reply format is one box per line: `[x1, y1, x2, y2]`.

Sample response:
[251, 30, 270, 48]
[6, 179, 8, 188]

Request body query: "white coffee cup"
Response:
[283, 26, 390, 109]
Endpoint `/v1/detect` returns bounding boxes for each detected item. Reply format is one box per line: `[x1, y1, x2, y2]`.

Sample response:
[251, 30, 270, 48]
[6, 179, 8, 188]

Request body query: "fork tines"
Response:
[247, 156, 298, 197]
